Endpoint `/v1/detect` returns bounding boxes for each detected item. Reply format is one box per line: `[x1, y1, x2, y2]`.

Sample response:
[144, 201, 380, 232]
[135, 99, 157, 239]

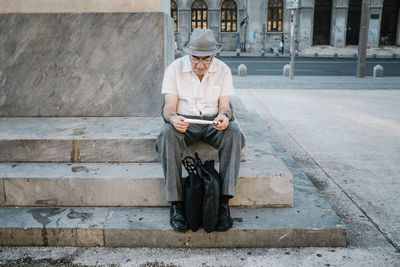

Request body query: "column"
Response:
[297, 0, 314, 51]
[177, 9, 191, 49]
[331, 0, 348, 47]
[368, 3, 383, 47]
[246, 0, 263, 52]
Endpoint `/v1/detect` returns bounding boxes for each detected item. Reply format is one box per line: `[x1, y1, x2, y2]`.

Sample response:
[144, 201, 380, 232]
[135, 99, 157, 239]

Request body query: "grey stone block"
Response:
[0, 13, 173, 117]
[0, 117, 244, 163]
[102, 206, 346, 247]
[0, 100, 294, 207]
[0, 207, 108, 246]
[238, 64, 247, 77]
[0, 228, 45, 246]
[373, 64, 384, 78]
[1, 159, 292, 207]
[283, 64, 290, 77]
[0, 205, 346, 247]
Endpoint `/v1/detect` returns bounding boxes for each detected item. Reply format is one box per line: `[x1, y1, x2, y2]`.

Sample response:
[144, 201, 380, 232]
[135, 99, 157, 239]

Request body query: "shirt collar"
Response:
[182, 55, 192, 72]
[207, 58, 217, 73]
[182, 55, 217, 73]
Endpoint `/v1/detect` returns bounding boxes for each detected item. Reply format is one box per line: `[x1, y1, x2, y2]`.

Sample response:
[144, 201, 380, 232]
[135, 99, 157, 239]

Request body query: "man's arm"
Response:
[213, 95, 231, 130]
[163, 93, 189, 133]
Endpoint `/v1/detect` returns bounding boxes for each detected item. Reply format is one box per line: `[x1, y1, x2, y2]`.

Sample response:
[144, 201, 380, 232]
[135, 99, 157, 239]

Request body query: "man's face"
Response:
[190, 55, 213, 77]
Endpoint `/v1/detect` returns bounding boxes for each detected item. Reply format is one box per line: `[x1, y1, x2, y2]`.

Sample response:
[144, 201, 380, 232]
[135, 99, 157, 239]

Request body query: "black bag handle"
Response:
[182, 156, 197, 175]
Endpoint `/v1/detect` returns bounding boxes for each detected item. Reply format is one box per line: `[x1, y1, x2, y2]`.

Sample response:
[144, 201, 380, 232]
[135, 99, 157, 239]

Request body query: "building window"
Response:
[221, 0, 237, 32]
[268, 0, 283, 32]
[171, 0, 178, 32]
[191, 0, 208, 30]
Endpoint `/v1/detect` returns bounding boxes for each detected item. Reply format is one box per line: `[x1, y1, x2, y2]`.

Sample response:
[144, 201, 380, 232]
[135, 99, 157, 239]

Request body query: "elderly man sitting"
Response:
[156, 28, 245, 232]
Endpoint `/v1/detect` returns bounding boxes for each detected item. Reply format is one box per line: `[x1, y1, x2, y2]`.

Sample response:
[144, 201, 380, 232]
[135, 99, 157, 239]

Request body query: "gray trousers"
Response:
[156, 118, 245, 202]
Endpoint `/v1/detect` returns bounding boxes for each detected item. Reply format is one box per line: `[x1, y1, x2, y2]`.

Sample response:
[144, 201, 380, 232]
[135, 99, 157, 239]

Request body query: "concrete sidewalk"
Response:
[235, 83, 400, 265]
[1, 77, 400, 266]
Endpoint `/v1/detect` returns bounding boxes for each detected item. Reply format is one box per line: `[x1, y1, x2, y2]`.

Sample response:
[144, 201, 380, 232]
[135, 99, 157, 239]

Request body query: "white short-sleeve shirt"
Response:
[161, 55, 234, 117]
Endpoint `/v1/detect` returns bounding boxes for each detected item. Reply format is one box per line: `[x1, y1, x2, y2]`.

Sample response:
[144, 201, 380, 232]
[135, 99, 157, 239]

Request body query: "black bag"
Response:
[198, 158, 222, 233]
[182, 155, 204, 232]
[183, 153, 222, 233]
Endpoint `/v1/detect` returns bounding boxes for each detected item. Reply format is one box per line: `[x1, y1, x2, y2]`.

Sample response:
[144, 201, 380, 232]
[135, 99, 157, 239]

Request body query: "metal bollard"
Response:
[238, 64, 247, 77]
[373, 64, 383, 78]
[283, 64, 290, 77]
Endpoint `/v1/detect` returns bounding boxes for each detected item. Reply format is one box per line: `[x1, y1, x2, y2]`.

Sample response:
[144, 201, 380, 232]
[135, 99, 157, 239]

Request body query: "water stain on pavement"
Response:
[67, 209, 93, 222]
[72, 127, 87, 136]
[35, 198, 58, 205]
[28, 208, 65, 226]
[28, 208, 66, 246]
[71, 166, 89, 173]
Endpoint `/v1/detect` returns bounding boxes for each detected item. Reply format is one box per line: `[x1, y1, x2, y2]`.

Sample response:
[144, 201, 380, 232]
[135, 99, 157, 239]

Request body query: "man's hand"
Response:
[163, 94, 189, 132]
[171, 115, 190, 133]
[213, 114, 229, 130]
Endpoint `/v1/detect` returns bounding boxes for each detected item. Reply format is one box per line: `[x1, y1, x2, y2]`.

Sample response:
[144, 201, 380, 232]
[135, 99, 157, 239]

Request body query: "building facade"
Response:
[171, 0, 400, 53]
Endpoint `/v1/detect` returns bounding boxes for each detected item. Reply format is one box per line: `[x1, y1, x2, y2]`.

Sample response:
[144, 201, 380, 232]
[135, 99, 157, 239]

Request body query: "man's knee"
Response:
[223, 122, 245, 148]
[226, 122, 244, 138]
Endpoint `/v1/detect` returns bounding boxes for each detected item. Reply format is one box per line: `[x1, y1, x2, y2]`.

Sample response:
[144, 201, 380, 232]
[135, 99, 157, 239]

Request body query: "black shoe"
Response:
[216, 204, 233, 232]
[170, 203, 189, 232]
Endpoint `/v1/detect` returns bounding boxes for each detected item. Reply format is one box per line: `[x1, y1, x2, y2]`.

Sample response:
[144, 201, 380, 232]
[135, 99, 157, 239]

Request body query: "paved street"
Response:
[1, 76, 400, 266]
[221, 57, 400, 76]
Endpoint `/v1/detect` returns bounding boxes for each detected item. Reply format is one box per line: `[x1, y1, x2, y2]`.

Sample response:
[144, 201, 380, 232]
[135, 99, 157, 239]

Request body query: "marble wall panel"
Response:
[0, 0, 169, 14]
[0, 13, 173, 116]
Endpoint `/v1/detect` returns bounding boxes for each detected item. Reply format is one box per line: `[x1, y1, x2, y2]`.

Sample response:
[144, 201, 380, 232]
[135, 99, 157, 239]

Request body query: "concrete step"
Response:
[0, 159, 292, 207]
[0, 98, 347, 247]
[0, 98, 294, 207]
[0, 205, 346, 247]
[0, 117, 245, 163]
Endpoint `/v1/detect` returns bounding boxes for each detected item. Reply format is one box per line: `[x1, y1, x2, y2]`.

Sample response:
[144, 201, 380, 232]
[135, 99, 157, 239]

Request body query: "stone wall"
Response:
[0, 0, 170, 14]
[0, 12, 174, 117]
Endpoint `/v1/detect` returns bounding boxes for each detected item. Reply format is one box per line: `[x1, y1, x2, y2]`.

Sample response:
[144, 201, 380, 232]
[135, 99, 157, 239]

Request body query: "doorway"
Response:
[346, 0, 362, 45]
[379, 0, 400, 45]
[313, 0, 332, 45]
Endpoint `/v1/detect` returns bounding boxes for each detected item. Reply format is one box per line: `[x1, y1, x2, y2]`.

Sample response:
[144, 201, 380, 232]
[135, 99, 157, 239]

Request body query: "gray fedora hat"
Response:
[183, 28, 222, 56]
